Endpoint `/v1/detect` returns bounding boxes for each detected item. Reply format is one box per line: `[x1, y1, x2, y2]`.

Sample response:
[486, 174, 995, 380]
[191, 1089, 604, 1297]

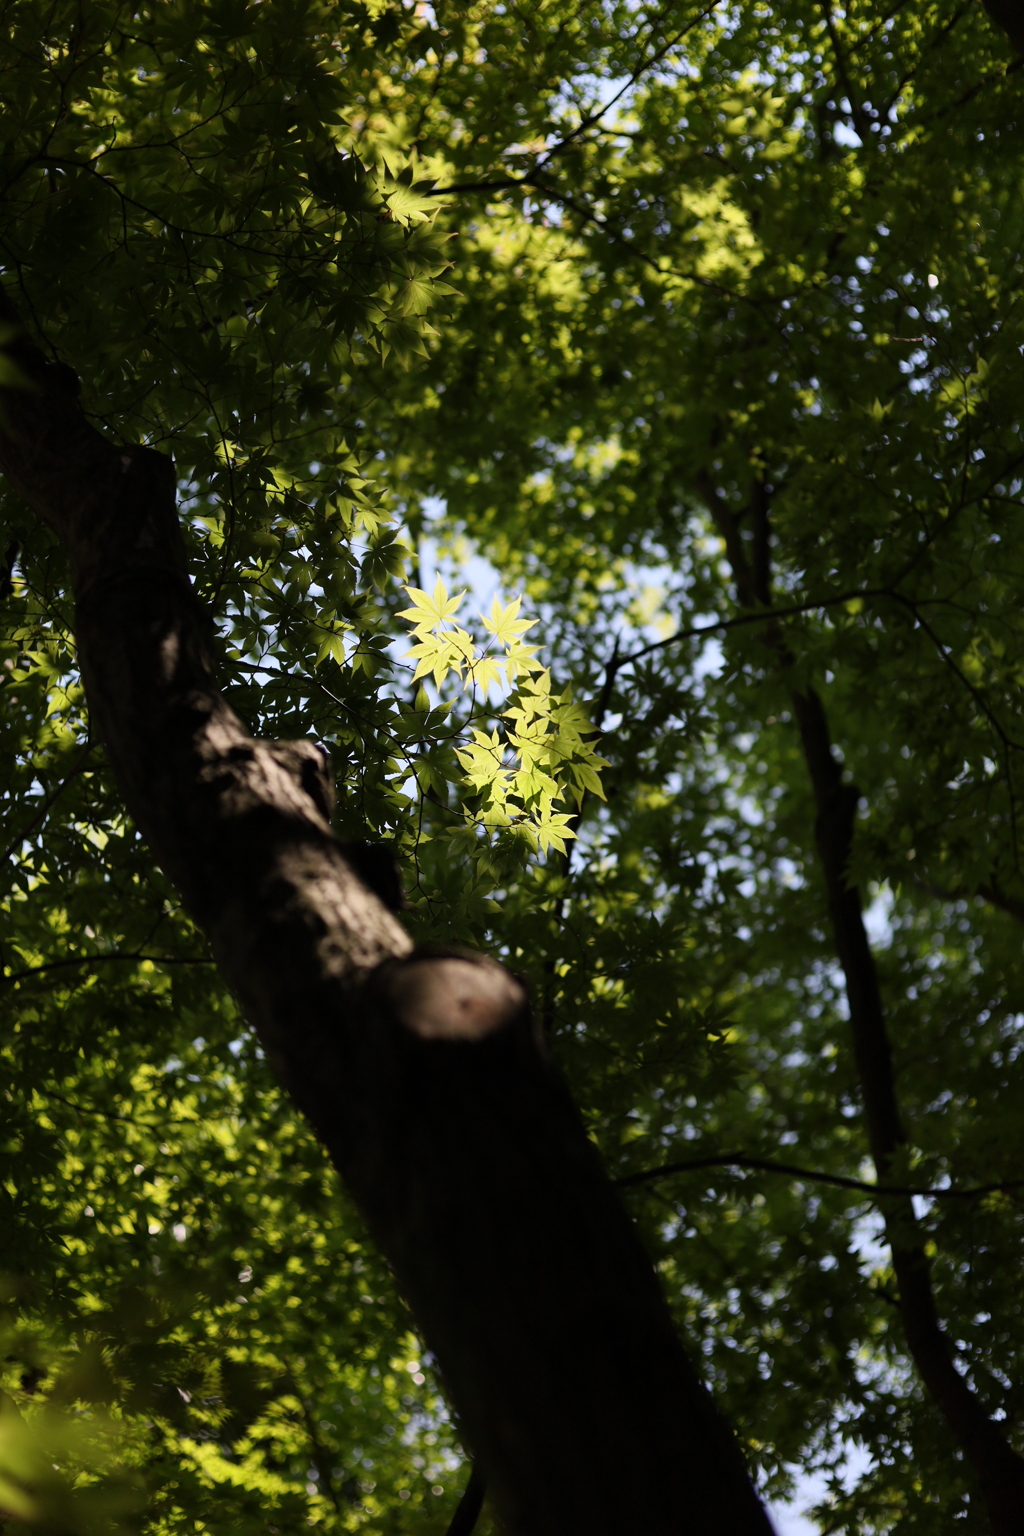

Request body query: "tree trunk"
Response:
[704, 477, 1024, 1535]
[792, 687, 1024, 1536]
[983, 0, 1024, 54]
[0, 295, 774, 1536]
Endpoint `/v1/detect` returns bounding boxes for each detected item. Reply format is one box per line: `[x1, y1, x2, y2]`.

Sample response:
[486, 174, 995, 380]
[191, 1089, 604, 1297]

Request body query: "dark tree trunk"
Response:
[0, 295, 774, 1536]
[792, 688, 1024, 1536]
[983, 0, 1024, 54]
[705, 478, 1024, 1536]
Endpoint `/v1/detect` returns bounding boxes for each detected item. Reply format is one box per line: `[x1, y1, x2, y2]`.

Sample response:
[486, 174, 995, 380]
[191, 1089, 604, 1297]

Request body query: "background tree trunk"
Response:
[704, 478, 1024, 1535]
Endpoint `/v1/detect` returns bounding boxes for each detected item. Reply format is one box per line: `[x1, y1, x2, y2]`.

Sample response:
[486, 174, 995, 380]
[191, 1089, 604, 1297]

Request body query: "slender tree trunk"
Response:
[0, 294, 775, 1536]
[792, 689, 1024, 1535]
[704, 478, 1024, 1535]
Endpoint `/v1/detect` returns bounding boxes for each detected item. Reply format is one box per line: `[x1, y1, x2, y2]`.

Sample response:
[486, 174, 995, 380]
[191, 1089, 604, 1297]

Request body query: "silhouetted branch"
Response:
[0, 951, 213, 989]
[445, 1466, 486, 1536]
[1, 737, 94, 865]
[617, 1152, 1024, 1203]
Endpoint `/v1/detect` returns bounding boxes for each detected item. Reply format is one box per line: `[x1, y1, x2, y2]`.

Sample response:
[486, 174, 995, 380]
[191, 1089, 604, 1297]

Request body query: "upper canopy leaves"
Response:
[4, 0, 1024, 1530]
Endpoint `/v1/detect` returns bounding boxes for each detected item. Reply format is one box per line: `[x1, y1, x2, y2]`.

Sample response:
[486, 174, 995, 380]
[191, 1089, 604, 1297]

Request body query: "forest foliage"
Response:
[2, 0, 1024, 1531]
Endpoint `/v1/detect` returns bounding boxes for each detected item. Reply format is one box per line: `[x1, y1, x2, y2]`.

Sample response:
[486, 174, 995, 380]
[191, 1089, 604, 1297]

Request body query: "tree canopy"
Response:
[2, 0, 1024, 1532]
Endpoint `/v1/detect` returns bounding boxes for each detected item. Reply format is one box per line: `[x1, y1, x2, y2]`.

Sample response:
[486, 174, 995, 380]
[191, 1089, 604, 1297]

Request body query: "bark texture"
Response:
[706, 479, 1024, 1535]
[0, 295, 774, 1536]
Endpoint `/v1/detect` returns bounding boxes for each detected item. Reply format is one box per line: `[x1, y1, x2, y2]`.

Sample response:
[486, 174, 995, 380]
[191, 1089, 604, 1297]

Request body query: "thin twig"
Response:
[530, 3, 719, 171]
[0, 950, 213, 989]
[622, 585, 887, 667]
[616, 1152, 1024, 1202]
[1, 737, 95, 866]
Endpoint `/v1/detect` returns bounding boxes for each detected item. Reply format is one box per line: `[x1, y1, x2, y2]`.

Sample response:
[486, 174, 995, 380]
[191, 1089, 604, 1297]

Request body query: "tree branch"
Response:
[0, 950, 215, 990]
[619, 584, 894, 669]
[617, 1152, 1024, 1202]
[820, 1, 874, 144]
[445, 1465, 486, 1536]
[524, 4, 719, 171]
[1, 737, 95, 867]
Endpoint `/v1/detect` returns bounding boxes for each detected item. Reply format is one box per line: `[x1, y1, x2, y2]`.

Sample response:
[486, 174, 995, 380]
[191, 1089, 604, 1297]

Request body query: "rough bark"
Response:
[0, 295, 775, 1536]
[706, 480, 1024, 1535]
